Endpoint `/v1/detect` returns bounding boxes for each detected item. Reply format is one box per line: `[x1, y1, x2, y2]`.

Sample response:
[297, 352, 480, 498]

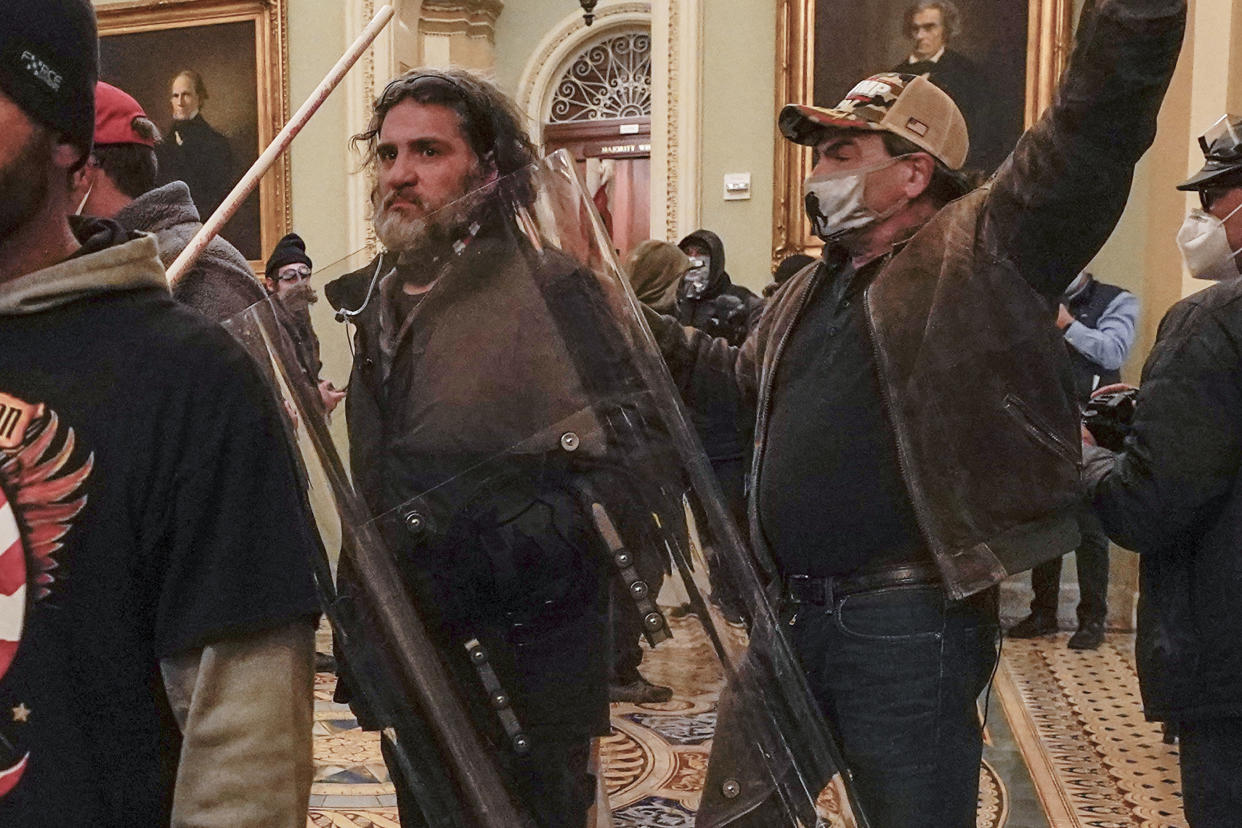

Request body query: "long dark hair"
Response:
[351, 68, 539, 206]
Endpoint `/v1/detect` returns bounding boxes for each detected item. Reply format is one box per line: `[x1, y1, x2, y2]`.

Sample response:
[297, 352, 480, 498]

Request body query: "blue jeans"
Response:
[789, 583, 1000, 827]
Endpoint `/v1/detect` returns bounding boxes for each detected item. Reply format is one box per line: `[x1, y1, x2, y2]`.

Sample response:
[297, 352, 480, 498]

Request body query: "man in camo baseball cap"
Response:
[779, 72, 969, 171]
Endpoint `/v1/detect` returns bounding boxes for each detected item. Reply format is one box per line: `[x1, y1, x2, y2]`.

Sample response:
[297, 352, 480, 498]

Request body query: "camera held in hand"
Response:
[1083, 385, 1139, 452]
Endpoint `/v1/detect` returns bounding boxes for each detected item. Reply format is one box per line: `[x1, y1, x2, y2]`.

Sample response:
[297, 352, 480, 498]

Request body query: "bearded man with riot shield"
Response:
[323, 69, 682, 828]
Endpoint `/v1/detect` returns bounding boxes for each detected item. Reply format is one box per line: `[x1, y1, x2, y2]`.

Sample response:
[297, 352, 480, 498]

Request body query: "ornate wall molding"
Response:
[419, 0, 503, 69]
[650, 0, 700, 241]
[516, 2, 651, 128]
[419, 0, 503, 39]
[548, 30, 651, 123]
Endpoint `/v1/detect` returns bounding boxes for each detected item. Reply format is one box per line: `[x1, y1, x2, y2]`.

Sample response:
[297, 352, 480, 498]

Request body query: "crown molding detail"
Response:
[419, 0, 504, 50]
[517, 1, 702, 243]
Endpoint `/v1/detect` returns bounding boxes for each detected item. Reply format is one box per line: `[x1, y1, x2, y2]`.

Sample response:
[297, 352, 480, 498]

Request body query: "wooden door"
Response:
[544, 118, 651, 263]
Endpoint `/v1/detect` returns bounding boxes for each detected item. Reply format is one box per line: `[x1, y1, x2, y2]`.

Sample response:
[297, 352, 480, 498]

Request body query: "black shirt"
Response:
[0, 284, 321, 826]
[757, 255, 926, 577]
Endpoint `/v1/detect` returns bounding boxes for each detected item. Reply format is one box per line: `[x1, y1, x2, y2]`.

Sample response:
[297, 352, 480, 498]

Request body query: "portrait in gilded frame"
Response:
[96, 0, 290, 265]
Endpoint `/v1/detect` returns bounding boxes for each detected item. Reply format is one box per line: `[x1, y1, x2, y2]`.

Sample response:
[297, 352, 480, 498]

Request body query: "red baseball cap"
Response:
[93, 81, 155, 147]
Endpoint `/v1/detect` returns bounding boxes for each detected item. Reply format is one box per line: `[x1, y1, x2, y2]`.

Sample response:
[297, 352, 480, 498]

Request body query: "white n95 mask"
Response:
[1177, 202, 1242, 281]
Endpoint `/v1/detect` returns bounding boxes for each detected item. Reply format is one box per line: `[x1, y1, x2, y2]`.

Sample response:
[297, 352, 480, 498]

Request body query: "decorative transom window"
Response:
[549, 30, 651, 123]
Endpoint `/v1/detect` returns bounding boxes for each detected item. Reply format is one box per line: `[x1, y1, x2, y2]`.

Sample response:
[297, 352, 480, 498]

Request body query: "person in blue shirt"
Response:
[1009, 271, 1139, 649]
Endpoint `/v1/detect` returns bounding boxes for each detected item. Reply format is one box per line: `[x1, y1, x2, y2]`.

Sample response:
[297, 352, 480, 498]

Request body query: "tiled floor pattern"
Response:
[996, 633, 1186, 828]
[307, 625, 1186, 827]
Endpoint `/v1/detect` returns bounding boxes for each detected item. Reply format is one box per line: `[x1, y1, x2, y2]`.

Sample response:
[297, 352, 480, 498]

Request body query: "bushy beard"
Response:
[0, 129, 52, 245]
[370, 167, 490, 254]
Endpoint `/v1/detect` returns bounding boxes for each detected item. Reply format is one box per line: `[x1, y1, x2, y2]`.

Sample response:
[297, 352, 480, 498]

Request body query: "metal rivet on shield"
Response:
[629, 580, 649, 600]
[560, 432, 580, 452]
[722, 779, 741, 799]
[614, 552, 632, 568]
[643, 612, 664, 632]
[403, 510, 426, 535]
[491, 692, 510, 709]
[470, 646, 488, 665]
[512, 734, 531, 755]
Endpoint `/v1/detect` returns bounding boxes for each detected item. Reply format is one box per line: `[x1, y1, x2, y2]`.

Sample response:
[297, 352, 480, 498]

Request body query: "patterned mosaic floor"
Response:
[995, 634, 1186, 828]
[307, 625, 1188, 827]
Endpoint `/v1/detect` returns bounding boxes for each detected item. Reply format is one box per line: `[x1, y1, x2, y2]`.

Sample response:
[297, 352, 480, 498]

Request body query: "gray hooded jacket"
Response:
[113, 181, 265, 323]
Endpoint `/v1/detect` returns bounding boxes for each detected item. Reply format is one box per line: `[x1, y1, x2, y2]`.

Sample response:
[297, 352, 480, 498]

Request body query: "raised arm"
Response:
[984, 0, 1187, 297]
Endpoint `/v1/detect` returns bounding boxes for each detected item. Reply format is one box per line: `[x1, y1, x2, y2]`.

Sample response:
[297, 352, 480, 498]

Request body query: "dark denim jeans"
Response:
[1029, 505, 1110, 625]
[788, 582, 1000, 827]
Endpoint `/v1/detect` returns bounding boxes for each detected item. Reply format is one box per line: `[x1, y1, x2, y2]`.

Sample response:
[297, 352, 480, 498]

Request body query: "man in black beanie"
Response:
[0, 1, 321, 825]
[265, 231, 314, 299]
[264, 232, 345, 416]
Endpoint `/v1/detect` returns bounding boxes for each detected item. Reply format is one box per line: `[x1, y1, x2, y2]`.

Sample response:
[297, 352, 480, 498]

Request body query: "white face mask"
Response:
[683, 256, 711, 298]
[1177, 200, 1242, 281]
[803, 156, 908, 242]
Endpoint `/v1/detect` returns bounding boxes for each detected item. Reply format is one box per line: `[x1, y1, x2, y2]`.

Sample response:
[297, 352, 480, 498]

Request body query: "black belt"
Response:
[785, 561, 942, 607]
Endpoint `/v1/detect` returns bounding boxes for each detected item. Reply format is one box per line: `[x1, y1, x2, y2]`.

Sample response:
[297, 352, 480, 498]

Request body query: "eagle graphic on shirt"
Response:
[0, 392, 93, 799]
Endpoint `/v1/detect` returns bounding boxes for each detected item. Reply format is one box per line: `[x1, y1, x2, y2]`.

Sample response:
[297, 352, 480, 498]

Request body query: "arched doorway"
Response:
[541, 28, 652, 261]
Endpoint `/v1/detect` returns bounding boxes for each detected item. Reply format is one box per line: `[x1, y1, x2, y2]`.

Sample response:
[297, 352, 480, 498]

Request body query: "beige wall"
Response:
[1088, 0, 1242, 381]
[494, 0, 573, 96]
[93, 0, 1242, 326]
[287, 1, 355, 269]
[697, 0, 778, 291]
[494, 0, 779, 292]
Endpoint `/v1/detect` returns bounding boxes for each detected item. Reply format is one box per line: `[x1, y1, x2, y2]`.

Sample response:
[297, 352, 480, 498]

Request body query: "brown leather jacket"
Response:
[650, 0, 1186, 599]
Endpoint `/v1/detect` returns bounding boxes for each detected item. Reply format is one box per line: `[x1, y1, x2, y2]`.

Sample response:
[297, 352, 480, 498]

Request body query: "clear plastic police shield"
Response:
[223, 149, 860, 827]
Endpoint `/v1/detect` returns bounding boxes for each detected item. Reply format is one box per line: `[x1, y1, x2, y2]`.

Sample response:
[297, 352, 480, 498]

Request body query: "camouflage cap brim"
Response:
[778, 103, 885, 146]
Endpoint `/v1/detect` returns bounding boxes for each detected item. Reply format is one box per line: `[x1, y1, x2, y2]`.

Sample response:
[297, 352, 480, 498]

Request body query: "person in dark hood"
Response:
[672, 229, 759, 541]
[676, 229, 764, 346]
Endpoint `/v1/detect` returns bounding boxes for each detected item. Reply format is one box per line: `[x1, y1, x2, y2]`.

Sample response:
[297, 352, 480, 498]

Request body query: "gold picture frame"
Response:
[772, 0, 1074, 266]
[97, 0, 291, 268]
